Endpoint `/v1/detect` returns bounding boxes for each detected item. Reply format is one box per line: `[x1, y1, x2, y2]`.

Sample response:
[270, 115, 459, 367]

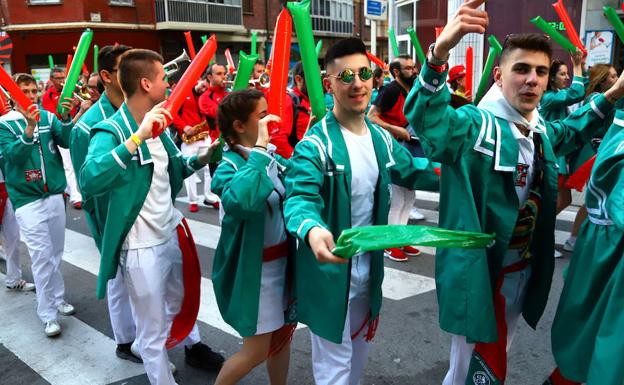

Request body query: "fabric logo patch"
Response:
[24, 169, 42, 182]
[515, 163, 529, 187]
[472, 372, 491, 385]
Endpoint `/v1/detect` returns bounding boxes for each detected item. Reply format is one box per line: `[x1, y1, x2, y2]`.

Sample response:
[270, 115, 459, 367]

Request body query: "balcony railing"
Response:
[155, 0, 243, 27]
[311, 0, 354, 36]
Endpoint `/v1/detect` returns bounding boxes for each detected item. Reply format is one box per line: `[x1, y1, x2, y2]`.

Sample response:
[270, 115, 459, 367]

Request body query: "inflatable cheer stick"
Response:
[466, 46, 473, 99]
[565, 155, 596, 191]
[225, 48, 236, 75]
[367, 52, 385, 69]
[388, 27, 400, 57]
[201, 35, 207, 45]
[58, 29, 93, 116]
[0, 66, 39, 121]
[184, 31, 197, 60]
[266, 8, 292, 134]
[48, 55, 54, 70]
[553, 0, 586, 54]
[152, 35, 217, 138]
[315, 39, 323, 58]
[288, 0, 327, 121]
[65, 54, 73, 76]
[530, 16, 577, 53]
[474, 35, 503, 105]
[604, 7, 624, 44]
[93, 45, 99, 73]
[435, 26, 444, 38]
[407, 27, 426, 67]
[232, 51, 258, 91]
[251, 31, 258, 56]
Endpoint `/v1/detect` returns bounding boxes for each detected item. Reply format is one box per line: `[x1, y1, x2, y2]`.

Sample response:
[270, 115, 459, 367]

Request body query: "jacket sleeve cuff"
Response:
[20, 132, 34, 145]
[111, 143, 132, 170]
[418, 64, 449, 94]
[572, 76, 585, 86]
[613, 109, 624, 126]
[296, 219, 328, 243]
[247, 148, 274, 170]
[589, 94, 613, 119]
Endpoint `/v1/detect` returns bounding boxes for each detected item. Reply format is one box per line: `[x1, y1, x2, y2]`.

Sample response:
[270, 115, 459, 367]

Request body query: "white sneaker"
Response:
[563, 237, 576, 252]
[554, 250, 563, 259]
[409, 207, 426, 221]
[57, 302, 75, 316]
[44, 320, 62, 337]
[6, 279, 35, 292]
[131, 341, 175, 374]
[170, 361, 177, 374]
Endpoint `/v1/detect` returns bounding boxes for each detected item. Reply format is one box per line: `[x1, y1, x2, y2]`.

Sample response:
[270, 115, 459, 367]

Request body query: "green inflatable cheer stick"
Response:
[332, 225, 495, 259]
[315, 39, 323, 58]
[604, 7, 624, 44]
[287, 0, 327, 121]
[93, 45, 99, 73]
[201, 35, 208, 45]
[530, 16, 577, 53]
[48, 55, 54, 70]
[388, 27, 400, 57]
[233, 51, 258, 91]
[474, 35, 503, 105]
[57, 29, 93, 116]
[209, 136, 224, 163]
[407, 27, 426, 66]
[251, 31, 258, 56]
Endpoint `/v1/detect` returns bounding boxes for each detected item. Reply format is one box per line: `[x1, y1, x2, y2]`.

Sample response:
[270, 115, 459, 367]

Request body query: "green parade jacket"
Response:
[403, 64, 614, 343]
[79, 103, 204, 299]
[551, 110, 624, 385]
[71, 92, 117, 249]
[211, 148, 294, 337]
[283, 111, 438, 344]
[539, 76, 586, 122]
[0, 109, 73, 209]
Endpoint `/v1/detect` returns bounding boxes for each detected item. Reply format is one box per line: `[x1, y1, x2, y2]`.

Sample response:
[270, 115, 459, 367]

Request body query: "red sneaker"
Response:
[402, 245, 421, 257]
[189, 203, 199, 213]
[384, 248, 408, 262]
[72, 201, 82, 210]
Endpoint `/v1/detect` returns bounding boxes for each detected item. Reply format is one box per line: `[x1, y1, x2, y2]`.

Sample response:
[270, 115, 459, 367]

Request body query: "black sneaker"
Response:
[116, 342, 143, 363]
[184, 342, 225, 371]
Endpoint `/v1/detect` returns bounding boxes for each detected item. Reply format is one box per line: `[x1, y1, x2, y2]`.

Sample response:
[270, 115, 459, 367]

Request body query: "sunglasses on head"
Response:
[330, 67, 373, 84]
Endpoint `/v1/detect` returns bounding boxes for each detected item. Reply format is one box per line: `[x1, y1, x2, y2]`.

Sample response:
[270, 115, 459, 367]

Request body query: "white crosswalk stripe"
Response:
[0, 273, 145, 385]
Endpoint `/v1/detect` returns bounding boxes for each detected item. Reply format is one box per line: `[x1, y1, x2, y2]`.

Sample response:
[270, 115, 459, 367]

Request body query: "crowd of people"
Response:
[0, 1, 622, 384]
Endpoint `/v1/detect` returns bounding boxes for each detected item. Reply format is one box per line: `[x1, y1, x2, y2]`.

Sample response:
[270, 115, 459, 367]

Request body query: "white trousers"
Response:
[108, 262, 201, 348]
[59, 147, 82, 204]
[1, 199, 22, 286]
[107, 268, 136, 345]
[388, 185, 416, 225]
[121, 231, 185, 385]
[181, 140, 218, 204]
[310, 295, 372, 385]
[14, 195, 67, 323]
[442, 265, 531, 385]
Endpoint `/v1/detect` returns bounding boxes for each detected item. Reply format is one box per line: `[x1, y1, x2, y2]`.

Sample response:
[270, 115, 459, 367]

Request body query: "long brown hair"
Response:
[216, 89, 265, 147]
[586, 64, 614, 97]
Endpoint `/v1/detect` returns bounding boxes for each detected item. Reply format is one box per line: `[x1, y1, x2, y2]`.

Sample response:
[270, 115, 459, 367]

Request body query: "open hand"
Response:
[434, 0, 488, 60]
[307, 227, 347, 264]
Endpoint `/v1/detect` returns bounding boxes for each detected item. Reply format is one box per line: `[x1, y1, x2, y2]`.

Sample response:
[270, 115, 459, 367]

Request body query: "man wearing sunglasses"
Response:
[403, 1, 624, 384]
[284, 37, 436, 385]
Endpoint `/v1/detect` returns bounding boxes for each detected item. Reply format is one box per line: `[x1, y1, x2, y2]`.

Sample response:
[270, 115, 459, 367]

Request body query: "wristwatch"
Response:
[428, 43, 450, 66]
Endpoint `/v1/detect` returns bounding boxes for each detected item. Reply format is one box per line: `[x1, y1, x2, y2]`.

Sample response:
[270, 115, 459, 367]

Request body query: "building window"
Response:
[110, 0, 134, 5]
[242, 0, 253, 14]
[29, 0, 61, 4]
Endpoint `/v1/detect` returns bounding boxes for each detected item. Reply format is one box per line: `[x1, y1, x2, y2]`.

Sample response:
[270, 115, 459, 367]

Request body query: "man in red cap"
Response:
[447, 64, 471, 108]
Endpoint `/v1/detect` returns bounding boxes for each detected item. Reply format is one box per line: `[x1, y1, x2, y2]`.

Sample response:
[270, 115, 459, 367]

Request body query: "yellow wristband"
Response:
[130, 134, 142, 146]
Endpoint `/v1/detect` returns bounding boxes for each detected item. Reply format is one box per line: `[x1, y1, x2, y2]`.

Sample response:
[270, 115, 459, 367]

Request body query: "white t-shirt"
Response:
[340, 125, 379, 299]
[123, 137, 182, 250]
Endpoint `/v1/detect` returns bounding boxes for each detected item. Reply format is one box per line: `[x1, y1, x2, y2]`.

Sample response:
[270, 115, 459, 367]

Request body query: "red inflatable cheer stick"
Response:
[184, 31, 197, 60]
[565, 155, 596, 192]
[65, 54, 73, 76]
[266, 8, 292, 136]
[225, 48, 236, 75]
[465, 46, 473, 99]
[553, 0, 587, 54]
[0, 67, 39, 121]
[152, 35, 217, 138]
[367, 52, 386, 69]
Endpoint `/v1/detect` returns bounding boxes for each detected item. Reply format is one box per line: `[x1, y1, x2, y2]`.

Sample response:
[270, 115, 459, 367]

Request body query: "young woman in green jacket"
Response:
[211, 89, 295, 385]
